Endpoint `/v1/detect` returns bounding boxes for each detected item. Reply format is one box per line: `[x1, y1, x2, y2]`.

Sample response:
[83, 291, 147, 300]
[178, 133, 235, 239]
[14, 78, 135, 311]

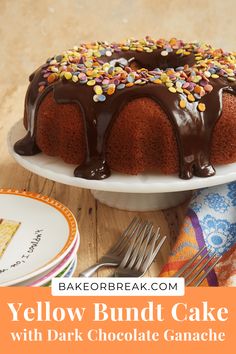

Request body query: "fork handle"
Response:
[79, 262, 118, 277]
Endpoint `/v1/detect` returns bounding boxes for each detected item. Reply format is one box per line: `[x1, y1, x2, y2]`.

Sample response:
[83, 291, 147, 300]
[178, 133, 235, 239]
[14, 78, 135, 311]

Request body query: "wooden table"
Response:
[0, 84, 188, 277]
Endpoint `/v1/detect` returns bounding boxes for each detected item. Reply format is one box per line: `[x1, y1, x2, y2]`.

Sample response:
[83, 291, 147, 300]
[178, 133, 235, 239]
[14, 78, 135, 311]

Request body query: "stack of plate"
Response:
[0, 189, 79, 287]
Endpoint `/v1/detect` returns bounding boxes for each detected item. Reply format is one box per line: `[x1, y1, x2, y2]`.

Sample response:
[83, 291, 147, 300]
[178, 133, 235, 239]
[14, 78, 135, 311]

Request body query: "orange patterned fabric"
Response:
[160, 214, 236, 287]
[161, 216, 209, 286]
[215, 244, 236, 286]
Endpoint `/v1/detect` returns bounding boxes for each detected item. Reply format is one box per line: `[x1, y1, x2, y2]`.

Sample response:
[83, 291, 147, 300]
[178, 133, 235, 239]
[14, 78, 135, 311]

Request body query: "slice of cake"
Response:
[0, 218, 21, 258]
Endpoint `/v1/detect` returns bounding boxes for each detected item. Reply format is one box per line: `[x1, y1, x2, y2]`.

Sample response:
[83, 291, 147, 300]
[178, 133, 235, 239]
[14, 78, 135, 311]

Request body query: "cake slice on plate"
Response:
[0, 219, 21, 258]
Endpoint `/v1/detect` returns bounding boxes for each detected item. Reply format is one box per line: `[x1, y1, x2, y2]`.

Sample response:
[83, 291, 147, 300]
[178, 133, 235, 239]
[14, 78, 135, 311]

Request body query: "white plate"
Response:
[17, 233, 79, 287]
[8, 120, 236, 193]
[0, 189, 78, 286]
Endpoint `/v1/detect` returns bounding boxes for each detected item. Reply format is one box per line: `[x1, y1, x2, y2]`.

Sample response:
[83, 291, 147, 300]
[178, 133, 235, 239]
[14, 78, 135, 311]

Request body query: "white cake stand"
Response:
[8, 120, 236, 211]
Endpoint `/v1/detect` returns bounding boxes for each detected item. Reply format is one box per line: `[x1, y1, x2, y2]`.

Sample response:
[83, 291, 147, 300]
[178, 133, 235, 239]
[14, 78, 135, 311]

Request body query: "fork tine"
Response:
[116, 218, 142, 255]
[183, 250, 210, 279]
[140, 228, 160, 266]
[110, 217, 140, 254]
[113, 225, 166, 277]
[131, 224, 154, 269]
[185, 252, 218, 286]
[193, 255, 222, 287]
[127, 222, 152, 269]
[118, 221, 148, 268]
[135, 225, 155, 269]
[172, 245, 207, 277]
[140, 228, 160, 271]
[141, 232, 166, 273]
[145, 235, 167, 271]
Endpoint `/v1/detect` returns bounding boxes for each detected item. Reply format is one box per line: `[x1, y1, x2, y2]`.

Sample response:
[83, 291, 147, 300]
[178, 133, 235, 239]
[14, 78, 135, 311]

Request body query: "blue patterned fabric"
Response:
[189, 181, 236, 255]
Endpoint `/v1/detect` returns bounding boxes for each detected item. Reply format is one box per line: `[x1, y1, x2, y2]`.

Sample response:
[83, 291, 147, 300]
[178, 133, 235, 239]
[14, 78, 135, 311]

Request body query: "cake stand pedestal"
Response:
[8, 120, 236, 211]
[90, 190, 191, 211]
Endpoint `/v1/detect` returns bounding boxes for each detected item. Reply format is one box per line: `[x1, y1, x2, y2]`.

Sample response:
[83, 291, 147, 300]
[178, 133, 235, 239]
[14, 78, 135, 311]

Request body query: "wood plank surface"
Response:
[0, 84, 187, 279]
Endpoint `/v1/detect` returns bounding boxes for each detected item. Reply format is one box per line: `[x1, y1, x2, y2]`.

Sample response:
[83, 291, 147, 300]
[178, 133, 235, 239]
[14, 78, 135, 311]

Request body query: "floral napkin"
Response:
[161, 181, 236, 286]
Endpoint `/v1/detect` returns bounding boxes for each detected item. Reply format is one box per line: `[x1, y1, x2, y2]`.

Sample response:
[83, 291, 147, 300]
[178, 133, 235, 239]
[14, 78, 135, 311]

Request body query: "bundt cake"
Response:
[14, 37, 236, 180]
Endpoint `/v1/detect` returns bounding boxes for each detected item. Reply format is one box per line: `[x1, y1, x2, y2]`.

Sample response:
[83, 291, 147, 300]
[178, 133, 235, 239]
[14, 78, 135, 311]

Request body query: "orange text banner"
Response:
[0, 287, 235, 354]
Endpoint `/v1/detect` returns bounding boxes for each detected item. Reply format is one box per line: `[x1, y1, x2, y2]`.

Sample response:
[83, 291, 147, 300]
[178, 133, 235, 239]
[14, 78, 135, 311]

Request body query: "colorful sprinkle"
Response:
[98, 94, 106, 102]
[198, 103, 206, 112]
[117, 83, 126, 89]
[204, 84, 213, 92]
[179, 99, 187, 109]
[161, 50, 168, 56]
[127, 73, 135, 83]
[107, 84, 116, 95]
[64, 72, 72, 80]
[37, 37, 236, 108]
[194, 85, 203, 94]
[93, 94, 99, 102]
[176, 87, 183, 93]
[47, 73, 58, 83]
[187, 94, 195, 102]
[87, 79, 96, 86]
[168, 87, 177, 93]
[72, 75, 78, 83]
[176, 81, 182, 88]
[204, 71, 211, 78]
[153, 79, 162, 84]
[94, 85, 103, 95]
[85, 61, 93, 68]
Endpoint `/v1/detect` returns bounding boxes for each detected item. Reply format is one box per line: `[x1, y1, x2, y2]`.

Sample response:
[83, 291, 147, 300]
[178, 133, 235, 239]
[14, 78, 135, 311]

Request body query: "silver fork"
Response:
[173, 246, 222, 286]
[113, 224, 167, 277]
[80, 217, 147, 277]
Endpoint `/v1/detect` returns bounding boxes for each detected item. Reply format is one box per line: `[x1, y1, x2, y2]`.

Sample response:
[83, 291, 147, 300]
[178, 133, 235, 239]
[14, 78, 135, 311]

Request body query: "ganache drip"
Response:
[14, 38, 236, 180]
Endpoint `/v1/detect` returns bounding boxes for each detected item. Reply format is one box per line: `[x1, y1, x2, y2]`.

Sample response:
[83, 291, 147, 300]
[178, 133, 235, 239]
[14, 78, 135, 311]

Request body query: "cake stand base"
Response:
[90, 190, 192, 211]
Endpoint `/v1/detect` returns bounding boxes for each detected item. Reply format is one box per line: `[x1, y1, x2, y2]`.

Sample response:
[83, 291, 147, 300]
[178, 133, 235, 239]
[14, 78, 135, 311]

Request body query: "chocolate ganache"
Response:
[14, 38, 236, 180]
